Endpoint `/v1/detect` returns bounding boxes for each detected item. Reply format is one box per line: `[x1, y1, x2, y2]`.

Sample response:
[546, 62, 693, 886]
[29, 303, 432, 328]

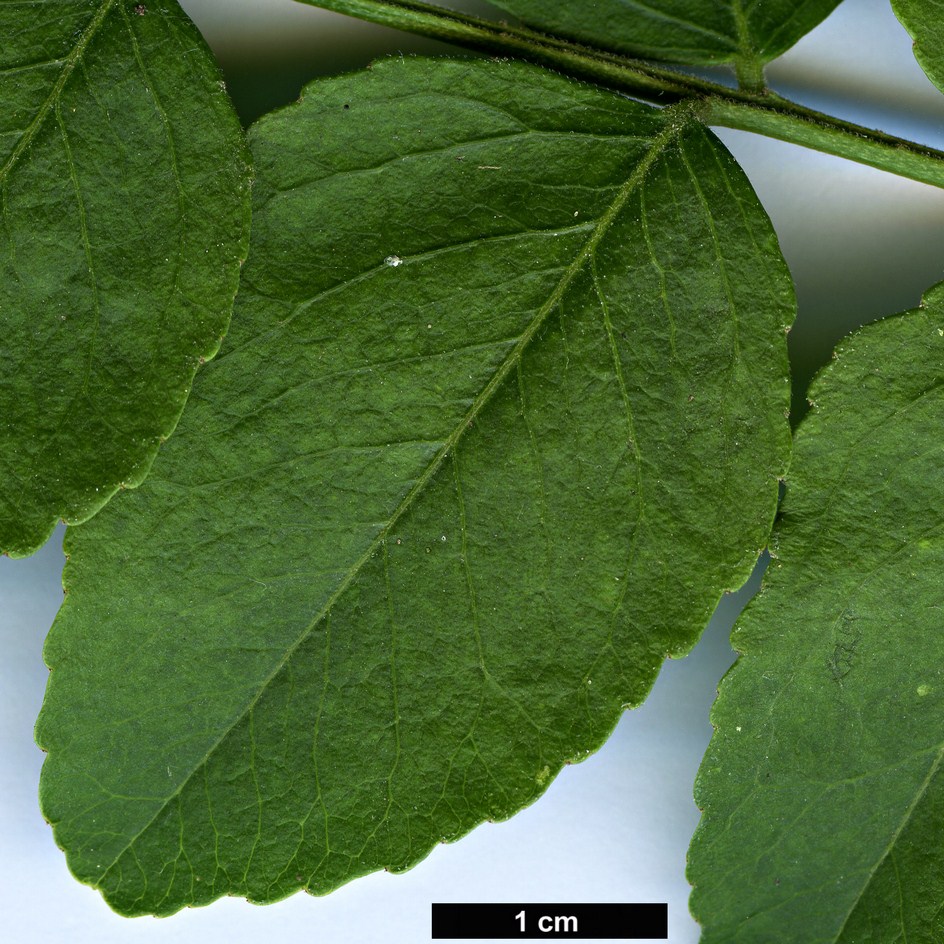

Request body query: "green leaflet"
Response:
[0, 0, 250, 557]
[689, 284, 944, 942]
[37, 58, 792, 916]
[891, 0, 944, 94]
[486, 0, 841, 76]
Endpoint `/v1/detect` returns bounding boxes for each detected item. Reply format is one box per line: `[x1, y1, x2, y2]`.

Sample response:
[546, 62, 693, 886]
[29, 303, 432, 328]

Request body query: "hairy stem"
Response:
[701, 98, 944, 187]
[296, 0, 944, 190]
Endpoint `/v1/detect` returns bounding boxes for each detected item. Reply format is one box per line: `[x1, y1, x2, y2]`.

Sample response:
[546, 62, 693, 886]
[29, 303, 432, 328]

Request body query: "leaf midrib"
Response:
[0, 0, 116, 189]
[730, 0, 759, 71]
[94, 107, 694, 889]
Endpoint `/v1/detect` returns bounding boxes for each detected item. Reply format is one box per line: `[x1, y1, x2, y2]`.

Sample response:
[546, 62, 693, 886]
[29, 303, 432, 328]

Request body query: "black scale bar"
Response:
[431, 903, 668, 939]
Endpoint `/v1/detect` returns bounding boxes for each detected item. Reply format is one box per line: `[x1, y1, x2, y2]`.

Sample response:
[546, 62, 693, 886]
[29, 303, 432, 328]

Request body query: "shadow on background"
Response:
[183, 0, 506, 125]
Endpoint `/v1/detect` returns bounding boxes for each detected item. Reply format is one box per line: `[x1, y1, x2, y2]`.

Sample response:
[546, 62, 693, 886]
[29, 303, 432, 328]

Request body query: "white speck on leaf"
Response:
[384, 255, 403, 267]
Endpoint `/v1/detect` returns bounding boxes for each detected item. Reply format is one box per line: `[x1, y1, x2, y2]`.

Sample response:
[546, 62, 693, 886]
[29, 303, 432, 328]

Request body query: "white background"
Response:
[3, 1, 944, 942]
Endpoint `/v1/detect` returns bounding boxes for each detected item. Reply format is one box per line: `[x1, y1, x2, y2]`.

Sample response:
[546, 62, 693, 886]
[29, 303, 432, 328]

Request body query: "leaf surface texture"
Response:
[891, 0, 944, 94]
[37, 59, 792, 915]
[0, 0, 250, 556]
[689, 283, 944, 942]
[486, 0, 841, 71]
